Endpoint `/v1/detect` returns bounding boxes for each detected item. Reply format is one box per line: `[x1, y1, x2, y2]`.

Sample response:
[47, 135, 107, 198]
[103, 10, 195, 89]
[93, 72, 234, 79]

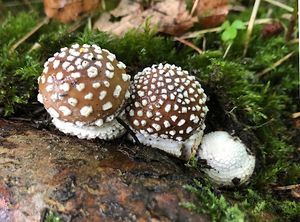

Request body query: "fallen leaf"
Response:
[44, 0, 100, 23]
[194, 0, 228, 28]
[261, 22, 284, 38]
[94, 0, 144, 36]
[152, 0, 197, 35]
[94, 0, 228, 36]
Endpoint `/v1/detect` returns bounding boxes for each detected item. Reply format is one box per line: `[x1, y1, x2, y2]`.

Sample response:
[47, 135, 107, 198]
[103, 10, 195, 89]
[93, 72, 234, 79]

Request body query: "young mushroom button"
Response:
[37, 44, 131, 140]
[126, 63, 208, 160]
[197, 131, 256, 187]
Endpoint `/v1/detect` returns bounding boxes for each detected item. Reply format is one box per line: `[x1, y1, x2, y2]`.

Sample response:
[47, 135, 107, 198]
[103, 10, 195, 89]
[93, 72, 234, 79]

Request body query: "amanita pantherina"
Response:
[38, 44, 131, 140]
[126, 63, 208, 160]
[197, 131, 256, 187]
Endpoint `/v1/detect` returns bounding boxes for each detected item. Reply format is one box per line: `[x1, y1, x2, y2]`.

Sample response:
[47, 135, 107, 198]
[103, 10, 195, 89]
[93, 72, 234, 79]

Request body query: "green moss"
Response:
[44, 210, 63, 222]
[76, 26, 180, 68]
[0, 12, 37, 46]
[182, 180, 246, 222]
[0, 13, 41, 115]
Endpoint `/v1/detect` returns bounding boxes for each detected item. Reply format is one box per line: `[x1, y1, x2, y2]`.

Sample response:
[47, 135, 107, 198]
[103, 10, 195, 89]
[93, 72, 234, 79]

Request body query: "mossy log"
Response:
[0, 119, 208, 222]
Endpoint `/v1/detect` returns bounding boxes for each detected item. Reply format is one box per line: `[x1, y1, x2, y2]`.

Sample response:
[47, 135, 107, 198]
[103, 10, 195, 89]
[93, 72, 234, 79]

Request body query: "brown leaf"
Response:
[194, 0, 228, 28]
[262, 22, 284, 38]
[44, 0, 100, 23]
[94, 0, 144, 36]
[94, 0, 197, 36]
[94, 0, 228, 36]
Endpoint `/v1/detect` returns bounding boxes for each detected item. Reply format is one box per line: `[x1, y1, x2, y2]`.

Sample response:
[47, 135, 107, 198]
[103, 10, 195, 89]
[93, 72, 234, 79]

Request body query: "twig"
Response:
[174, 37, 203, 54]
[223, 43, 232, 59]
[3, 0, 42, 7]
[202, 36, 206, 52]
[274, 184, 300, 190]
[116, 117, 141, 145]
[181, 27, 221, 39]
[243, 0, 261, 56]
[28, 42, 41, 53]
[292, 112, 300, 119]
[9, 17, 49, 54]
[101, 0, 106, 11]
[87, 16, 92, 31]
[246, 118, 274, 129]
[285, 0, 297, 41]
[191, 0, 200, 16]
[291, 189, 300, 198]
[181, 18, 274, 39]
[263, 0, 294, 12]
[266, 8, 273, 18]
[229, 5, 246, 12]
[257, 51, 295, 77]
[8, 117, 32, 122]
[289, 38, 299, 44]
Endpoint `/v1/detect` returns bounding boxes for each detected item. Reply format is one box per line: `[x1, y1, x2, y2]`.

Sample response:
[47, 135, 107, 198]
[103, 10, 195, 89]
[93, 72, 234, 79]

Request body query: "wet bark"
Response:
[0, 119, 208, 222]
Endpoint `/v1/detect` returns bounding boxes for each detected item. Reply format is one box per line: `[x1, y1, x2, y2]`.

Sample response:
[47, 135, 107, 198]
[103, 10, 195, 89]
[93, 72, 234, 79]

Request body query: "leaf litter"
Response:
[93, 0, 228, 36]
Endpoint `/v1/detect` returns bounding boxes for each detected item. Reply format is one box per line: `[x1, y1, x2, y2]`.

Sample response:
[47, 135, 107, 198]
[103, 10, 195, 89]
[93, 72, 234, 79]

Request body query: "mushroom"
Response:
[126, 63, 208, 160]
[37, 44, 131, 140]
[197, 131, 256, 187]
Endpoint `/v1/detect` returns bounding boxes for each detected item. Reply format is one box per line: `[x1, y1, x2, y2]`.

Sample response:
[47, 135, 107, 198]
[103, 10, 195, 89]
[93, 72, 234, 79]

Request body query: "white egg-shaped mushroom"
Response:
[37, 44, 131, 140]
[126, 63, 208, 160]
[197, 131, 256, 187]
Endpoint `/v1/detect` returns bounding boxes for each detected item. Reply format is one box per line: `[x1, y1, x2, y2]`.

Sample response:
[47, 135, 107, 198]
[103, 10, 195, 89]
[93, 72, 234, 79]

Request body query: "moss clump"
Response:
[44, 210, 63, 222]
[182, 179, 246, 222]
[0, 12, 41, 115]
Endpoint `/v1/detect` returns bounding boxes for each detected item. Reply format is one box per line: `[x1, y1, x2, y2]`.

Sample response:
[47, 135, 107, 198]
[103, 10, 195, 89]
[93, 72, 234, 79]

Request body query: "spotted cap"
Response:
[126, 63, 208, 141]
[38, 44, 131, 126]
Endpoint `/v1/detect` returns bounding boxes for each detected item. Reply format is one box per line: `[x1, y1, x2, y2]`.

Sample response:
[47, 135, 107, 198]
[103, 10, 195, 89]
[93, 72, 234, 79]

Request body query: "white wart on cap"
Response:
[37, 44, 131, 140]
[197, 131, 256, 187]
[126, 63, 208, 160]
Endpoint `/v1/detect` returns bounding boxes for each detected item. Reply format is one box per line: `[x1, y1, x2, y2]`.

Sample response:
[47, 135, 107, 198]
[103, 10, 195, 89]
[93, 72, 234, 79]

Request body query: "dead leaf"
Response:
[94, 0, 144, 36]
[194, 0, 228, 28]
[44, 0, 100, 23]
[152, 0, 197, 35]
[262, 22, 284, 38]
[94, 0, 228, 36]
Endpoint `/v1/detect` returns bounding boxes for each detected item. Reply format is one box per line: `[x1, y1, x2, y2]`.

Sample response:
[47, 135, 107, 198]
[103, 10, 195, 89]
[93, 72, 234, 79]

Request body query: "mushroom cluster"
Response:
[38, 44, 131, 140]
[197, 131, 256, 187]
[37, 47, 258, 186]
[126, 63, 208, 160]
[37, 47, 209, 159]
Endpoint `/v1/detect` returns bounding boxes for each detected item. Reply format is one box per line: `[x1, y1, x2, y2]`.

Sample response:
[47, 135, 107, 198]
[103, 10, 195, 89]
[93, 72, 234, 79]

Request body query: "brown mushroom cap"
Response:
[38, 44, 131, 126]
[126, 63, 208, 142]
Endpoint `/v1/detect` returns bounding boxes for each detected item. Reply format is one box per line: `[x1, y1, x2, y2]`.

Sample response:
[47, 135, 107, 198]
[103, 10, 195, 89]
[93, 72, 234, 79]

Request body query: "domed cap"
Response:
[198, 131, 256, 187]
[126, 63, 208, 141]
[38, 44, 131, 126]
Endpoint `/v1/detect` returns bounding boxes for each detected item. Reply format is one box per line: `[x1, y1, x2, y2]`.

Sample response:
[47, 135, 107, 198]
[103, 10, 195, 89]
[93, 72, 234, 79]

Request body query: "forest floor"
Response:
[0, 0, 299, 221]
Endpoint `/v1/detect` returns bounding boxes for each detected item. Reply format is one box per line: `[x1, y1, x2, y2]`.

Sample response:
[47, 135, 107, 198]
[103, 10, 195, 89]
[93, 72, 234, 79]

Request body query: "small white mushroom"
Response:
[197, 131, 255, 187]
